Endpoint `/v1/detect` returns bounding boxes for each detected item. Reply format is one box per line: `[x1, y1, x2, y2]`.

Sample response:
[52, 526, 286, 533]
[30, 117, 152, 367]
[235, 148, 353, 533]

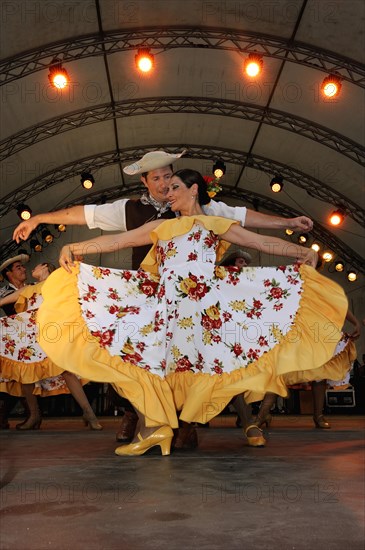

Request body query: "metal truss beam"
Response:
[222, 187, 364, 275]
[1, 27, 364, 88]
[1, 146, 363, 227]
[1, 97, 364, 165]
[1, 183, 363, 274]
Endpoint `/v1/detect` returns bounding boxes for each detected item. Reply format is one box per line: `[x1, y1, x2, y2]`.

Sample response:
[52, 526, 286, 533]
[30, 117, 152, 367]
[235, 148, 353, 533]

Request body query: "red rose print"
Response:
[176, 356, 193, 372]
[201, 315, 214, 330]
[233, 343, 243, 356]
[270, 287, 283, 299]
[140, 280, 159, 296]
[91, 329, 115, 348]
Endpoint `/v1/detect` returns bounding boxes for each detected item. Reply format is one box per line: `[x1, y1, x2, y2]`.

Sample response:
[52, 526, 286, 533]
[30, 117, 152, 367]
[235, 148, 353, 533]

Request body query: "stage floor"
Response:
[1, 415, 364, 550]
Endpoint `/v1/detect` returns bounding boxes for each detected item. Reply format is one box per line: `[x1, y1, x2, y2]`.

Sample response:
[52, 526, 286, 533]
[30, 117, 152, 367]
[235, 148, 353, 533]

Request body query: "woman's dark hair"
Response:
[172, 169, 211, 205]
[43, 262, 56, 274]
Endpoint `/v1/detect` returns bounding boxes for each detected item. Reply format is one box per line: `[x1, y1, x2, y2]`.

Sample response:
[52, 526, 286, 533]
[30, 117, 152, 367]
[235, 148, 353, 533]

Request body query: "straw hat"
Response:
[123, 150, 186, 175]
[0, 254, 29, 281]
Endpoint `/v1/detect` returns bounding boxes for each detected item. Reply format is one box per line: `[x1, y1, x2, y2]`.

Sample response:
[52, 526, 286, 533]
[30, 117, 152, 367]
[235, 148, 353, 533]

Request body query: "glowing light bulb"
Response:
[52, 72, 68, 89]
[323, 252, 333, 262]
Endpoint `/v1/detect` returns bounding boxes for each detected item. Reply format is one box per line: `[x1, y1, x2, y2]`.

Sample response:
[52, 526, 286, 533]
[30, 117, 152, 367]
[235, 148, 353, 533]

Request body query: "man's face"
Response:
[141, 167, 173, 203]
[6, 261, 27, 287]
[234, 257, 248, 269]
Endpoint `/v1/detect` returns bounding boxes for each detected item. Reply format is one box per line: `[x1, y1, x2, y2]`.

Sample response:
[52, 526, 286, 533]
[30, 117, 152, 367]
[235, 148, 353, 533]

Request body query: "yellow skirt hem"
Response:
[39, 263, 348, 428]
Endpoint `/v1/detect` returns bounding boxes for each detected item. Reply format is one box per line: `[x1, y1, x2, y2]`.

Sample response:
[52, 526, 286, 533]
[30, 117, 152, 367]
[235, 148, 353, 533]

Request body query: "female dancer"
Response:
[38, 169, 348, 455]
[0, 262, 102, 430]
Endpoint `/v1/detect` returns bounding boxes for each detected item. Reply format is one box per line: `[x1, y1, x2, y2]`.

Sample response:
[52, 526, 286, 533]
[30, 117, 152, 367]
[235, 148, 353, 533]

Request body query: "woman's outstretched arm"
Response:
[59, 219, 162, 272]
[222, 224, 318, 267]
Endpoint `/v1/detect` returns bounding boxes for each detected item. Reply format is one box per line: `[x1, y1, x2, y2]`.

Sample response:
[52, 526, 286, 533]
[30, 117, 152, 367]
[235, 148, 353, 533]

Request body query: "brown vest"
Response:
[125, 199, 175, 269]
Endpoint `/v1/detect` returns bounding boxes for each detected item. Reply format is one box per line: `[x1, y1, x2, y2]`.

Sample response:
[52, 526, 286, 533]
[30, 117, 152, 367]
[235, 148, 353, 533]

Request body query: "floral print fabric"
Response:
[76, 222, 303, 378]
[0, 289, 68, 394]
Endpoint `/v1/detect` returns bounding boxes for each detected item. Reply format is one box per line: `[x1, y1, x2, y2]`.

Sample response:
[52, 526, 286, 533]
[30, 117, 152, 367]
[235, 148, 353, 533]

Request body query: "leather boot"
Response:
[116, 410, 138, 443]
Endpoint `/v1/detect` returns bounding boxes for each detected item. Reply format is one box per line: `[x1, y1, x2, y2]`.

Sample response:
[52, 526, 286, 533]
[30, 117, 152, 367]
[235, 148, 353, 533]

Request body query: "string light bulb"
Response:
[48, 59, 70, 89]
[321, 74, 342, 98]
[270, 176, 283, 193]
[41, 228, 54, 244]
[329, 209, 345, 226]
[244, 54, 263, 77]
[17, 204, 32, 220]
[311, 243, 320, 252]
[298, 233, 308, 244]
[347, 270, 357, 282]
[323, 251, 333, 262]
[80, 172, 95, 190]
[212, 160, 226, 179]
[135, 49, 154, 73]
[54, 223, 66, 233]
[30, 238, 42, 252]
[335, 261, 344, 272]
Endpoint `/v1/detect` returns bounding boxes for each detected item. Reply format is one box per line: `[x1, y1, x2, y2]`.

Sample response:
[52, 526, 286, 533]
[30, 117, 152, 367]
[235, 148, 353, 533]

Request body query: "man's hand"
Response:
[13, 218, 40, 242]
[288, 216, 313, 232]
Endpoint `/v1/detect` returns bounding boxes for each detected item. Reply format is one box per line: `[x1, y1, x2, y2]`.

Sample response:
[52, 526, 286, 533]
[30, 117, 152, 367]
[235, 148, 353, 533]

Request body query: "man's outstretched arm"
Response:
[13, 206, 86, 243]
[244, 209, 313, 232]
[206, 200, 313, 232]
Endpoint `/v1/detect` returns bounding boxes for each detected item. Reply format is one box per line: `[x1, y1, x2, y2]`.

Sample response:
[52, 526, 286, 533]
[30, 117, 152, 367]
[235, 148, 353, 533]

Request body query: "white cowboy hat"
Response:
[123, 150, 186, 175]
[219, 249, 252, 267]
[0, 254, 30, 278]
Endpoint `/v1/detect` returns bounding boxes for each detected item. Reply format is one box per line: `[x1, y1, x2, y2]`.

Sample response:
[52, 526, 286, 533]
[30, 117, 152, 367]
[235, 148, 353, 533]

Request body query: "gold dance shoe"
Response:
[313, 415, 331, 429]
[256, 413, 272, 429]
[83, 414, 103, 431]
[244, 424, 266, 447]
[16, 416, 42, 431]
[115, 426, 173, 456]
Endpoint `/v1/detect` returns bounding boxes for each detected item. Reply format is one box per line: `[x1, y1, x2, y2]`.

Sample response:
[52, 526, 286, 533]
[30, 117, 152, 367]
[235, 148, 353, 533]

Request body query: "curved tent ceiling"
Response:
[1, 0, 364, 293]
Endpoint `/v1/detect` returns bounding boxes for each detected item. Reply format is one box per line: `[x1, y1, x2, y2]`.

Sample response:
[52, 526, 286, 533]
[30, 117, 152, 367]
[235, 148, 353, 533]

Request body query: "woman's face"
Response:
[167, 176, 196, 212]
[31, 263, 48, 279]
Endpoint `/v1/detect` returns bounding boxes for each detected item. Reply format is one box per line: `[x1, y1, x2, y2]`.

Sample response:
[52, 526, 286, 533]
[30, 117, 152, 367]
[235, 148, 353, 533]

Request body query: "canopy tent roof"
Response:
[1, 0, 364, 288]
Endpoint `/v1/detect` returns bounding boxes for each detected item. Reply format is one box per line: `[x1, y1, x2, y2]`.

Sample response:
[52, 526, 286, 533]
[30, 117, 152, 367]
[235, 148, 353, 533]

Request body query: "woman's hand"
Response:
[59, 245, 75, 273]
[298, 248, 318, 268]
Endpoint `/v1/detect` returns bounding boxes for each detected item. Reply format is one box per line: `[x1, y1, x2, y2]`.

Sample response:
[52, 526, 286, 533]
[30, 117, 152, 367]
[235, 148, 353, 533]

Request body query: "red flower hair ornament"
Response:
[203, 176, 223, 198]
